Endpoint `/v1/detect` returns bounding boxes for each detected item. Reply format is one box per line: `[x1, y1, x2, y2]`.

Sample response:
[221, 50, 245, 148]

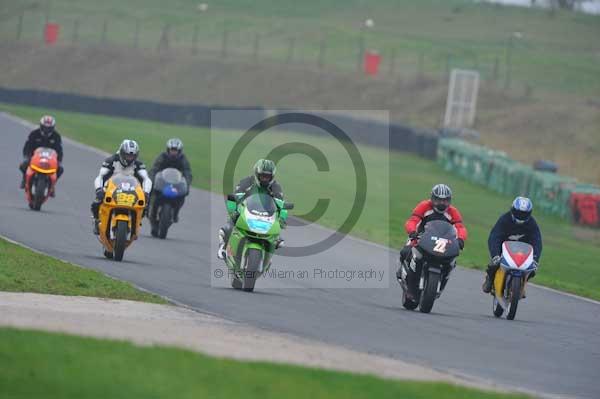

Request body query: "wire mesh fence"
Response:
[0, 5, 535, 94]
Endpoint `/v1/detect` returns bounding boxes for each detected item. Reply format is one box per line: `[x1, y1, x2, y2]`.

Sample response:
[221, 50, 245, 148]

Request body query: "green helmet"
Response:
[253, 159, 276, 188]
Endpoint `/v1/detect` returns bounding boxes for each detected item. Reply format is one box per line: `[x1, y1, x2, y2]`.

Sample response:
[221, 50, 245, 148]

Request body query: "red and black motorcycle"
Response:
[24, 147, 59, 211]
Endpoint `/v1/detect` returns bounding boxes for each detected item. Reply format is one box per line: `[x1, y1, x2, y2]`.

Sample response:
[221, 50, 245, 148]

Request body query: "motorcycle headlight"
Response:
[245, 209, 275, 234]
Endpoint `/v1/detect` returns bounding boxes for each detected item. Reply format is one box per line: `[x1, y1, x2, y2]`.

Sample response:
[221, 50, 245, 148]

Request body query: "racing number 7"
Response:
[433, 238, 448, 253]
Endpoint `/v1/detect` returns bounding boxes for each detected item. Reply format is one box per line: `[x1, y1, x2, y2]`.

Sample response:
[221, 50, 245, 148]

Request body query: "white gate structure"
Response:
[443, 69, 480, 129]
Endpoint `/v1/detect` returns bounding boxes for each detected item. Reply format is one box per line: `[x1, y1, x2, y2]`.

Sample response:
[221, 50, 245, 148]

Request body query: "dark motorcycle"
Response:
[398, 220, 460, 313]
[149, 168, 187, 239]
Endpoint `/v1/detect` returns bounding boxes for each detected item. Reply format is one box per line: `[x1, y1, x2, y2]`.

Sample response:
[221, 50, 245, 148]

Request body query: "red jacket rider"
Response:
[403, 184, 467, 251]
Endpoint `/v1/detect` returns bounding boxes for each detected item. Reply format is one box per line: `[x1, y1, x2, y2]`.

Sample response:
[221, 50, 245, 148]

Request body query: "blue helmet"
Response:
[511, 196, 533, 224]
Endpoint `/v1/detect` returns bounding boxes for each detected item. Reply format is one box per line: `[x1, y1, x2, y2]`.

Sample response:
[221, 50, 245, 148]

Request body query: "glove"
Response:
[95, 188, 105, 201]
[408, 231, 419, 240]
[458, 238, 465, 250]
[490, 255, 501, 266]
[532, 260, 539, 269]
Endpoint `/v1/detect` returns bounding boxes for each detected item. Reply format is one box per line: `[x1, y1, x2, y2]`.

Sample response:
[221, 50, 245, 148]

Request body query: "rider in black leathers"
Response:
[148, 138, 192, 223]
[19, 115, 64, 192]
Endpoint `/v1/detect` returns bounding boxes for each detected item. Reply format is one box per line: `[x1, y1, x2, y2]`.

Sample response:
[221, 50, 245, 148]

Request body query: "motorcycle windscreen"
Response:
[501, 241, 534, 269]
[419, 220, 460, 258]
[31, 147, 58, 173]
[244, 193, 277, 234]
[154, 168, 184, 191]
[111, 174, 140, 192]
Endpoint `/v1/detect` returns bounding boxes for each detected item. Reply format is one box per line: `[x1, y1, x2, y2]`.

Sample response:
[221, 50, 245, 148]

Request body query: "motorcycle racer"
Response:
[148, 138, 193, 223]
[396, 184, 468, 295]
[19, 115, 64, 194]
[217, 159, 283, 259]
[482, 196, 542, 293]
[90, 139, 152, 235]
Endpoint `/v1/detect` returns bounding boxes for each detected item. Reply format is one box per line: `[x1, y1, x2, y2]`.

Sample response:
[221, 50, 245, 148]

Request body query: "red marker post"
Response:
[363, 50, 381, 76]
[44, 23, 60, 45]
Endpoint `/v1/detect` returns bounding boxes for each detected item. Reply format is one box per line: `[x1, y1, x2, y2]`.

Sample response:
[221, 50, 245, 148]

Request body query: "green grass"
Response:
[0, 0, 598, 95]
[0, 237, 167, 303]
[2, 102, 600, 301]
[0, 327, 529, 399]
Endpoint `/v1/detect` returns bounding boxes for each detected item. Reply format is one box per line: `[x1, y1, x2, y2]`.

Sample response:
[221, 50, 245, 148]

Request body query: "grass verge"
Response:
[0, 327, 529, 399]
[0, 237, 167, 304]
[2, 103, 599, 301]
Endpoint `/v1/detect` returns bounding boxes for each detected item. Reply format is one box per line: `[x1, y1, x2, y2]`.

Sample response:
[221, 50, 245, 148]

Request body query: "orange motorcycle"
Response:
[25, 147, 59, 211]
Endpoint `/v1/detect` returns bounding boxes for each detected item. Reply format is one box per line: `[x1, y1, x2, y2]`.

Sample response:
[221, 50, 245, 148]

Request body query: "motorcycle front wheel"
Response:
[31, 176, 47, 211]
[242, 248, 262, 292]
[158, 203, 172, 239]
[506, 277, 521, 320]
[419, 273, 440, 314]
[113, 220, 129, 262]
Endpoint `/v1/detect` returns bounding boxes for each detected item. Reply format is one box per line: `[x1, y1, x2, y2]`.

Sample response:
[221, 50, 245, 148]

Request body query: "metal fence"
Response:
[0, 5, 521, 89]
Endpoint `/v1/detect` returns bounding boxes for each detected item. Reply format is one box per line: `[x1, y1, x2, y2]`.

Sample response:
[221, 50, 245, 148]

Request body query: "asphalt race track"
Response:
[1, 113, 599, 398]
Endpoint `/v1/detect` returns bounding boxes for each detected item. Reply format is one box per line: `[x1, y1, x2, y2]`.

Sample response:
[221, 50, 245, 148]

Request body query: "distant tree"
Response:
[552, 0, 588, 10]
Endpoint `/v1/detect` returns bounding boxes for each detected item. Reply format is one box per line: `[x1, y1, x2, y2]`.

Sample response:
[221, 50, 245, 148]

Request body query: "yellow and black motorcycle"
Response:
[97, 174, 146, 261]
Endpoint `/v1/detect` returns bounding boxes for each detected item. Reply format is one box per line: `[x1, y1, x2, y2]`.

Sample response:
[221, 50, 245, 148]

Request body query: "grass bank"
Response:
[0, 327, 529, 399]
[0, 237, 166, 303]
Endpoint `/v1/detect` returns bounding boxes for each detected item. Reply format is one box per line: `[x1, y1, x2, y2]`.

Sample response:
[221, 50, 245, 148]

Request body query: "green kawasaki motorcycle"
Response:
[224, 192, 294, 292]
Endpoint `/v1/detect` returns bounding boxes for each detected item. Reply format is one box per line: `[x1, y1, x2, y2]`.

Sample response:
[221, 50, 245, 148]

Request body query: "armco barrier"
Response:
[0, 87, 438, 159]
[438, 138, 600, 226]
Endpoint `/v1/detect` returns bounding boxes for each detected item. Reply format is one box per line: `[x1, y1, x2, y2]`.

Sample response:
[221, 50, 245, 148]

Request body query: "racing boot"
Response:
[404, 267, 418, 301]
[275, 237, 285, 249]
[92, 218, 100, 235]
[395, 267, 403, 284]
[217, 228, 227, 260]
[482, 265, 497, 293]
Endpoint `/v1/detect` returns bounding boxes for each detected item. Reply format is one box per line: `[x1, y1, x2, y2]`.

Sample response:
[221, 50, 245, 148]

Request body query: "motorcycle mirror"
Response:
[226, 194, 236, 202]
[283, 202, 294, 210]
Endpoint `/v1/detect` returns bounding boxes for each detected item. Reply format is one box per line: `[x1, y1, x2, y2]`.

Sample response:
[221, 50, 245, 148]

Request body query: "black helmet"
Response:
[118, 139, 139, 167]
[431, 184, 452, 213]
[40, 115, 56, 137]
[511, 196, 533, 224]
[253, 159, 276, 188]
[166, 138, 183, 159]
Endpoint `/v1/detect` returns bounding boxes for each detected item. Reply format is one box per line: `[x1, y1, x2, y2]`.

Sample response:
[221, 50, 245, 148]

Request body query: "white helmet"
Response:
[118, 139, 139, 167]
[431, 183, 452, 213]
[39, 115, 56, 137]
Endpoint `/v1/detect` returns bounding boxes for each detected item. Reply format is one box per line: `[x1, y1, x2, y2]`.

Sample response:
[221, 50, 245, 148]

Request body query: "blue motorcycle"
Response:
[149, 168, 188, 239]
